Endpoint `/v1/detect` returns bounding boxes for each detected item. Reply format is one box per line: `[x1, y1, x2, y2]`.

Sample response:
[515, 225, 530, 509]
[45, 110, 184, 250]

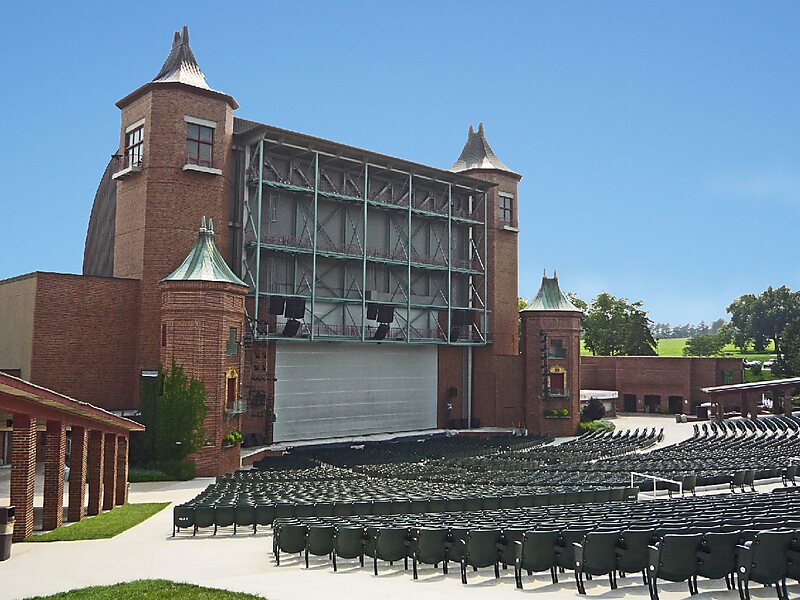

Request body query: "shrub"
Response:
[581, 397, 606, 422]
[578, 420, 616, 435]
[558, 408, 569, 417]
[549, 409, 559, 417]
[128, 459, 196, 482]
[223, 431, 244, 447]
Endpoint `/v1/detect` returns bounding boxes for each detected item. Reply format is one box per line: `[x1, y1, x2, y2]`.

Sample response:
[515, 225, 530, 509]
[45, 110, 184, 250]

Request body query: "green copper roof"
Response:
[521, 272, 582, 313]
[162, 217, 247, 286]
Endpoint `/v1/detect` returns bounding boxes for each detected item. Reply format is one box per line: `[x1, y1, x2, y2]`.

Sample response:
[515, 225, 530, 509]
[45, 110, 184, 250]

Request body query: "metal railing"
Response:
[225, 398, 248, 418]
[631, 471, 682, 499]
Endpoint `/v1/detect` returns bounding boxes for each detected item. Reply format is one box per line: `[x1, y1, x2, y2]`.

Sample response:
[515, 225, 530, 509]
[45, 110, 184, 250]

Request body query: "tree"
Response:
[581, 397, 606, 422]
[583, 293, 657, 356]
[140, 362, 207, 464]
[727, 287, 800, 354]
[683, 333, 726, 357]
[624, 304, 658, 356]
[774, 318, 800, 377]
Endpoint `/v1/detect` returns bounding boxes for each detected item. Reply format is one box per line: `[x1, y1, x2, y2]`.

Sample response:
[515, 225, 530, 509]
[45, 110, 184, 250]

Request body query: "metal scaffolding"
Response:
[238, 133, 490, 346]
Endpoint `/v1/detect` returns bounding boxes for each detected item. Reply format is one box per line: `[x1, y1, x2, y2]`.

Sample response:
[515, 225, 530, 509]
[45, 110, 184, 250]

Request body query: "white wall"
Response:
[273, 342, 437, 442]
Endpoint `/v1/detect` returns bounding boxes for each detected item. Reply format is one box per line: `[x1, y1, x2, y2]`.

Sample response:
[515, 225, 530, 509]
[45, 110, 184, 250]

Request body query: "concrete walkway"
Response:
[1, 416, 795, 599]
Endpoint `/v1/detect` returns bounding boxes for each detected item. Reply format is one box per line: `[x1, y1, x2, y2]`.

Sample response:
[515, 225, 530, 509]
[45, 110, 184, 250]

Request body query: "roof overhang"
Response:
[234, 120, 496, 190]
[0, 373, 144, 434]
[116, 81, 238, 110]
[701, 377, 800, 396]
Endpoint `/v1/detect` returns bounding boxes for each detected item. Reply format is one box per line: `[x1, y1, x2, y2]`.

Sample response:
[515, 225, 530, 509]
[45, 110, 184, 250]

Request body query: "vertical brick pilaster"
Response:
[10, 414, 37, 541]
[86, 430, 104, 516]
[102, 432, 118, 510]
[42, 420, 66, 531]
[68, 427, 88, 522]
[115, 436, 129, 506]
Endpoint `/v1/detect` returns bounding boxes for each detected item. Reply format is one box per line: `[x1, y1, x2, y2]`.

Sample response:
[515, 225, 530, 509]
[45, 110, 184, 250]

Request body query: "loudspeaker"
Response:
[282, 319, 301, 337]
[373, 323, 389, 340]
[450, 327, 462, 342]
[377, 305, 395, 323]
[284, 297, 306, 319]
[268, 295, 286, 315]
[366, 302, 378, 321]
[452, 310, 473, 327]
[447, 387, 458, 398]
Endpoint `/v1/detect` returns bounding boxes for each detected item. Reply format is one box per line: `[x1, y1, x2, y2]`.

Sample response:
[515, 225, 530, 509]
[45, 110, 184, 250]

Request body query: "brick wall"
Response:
[160, 280, 246, 476]
[521, 310, 582, 436]
[115, 86, 235, 392]
[580, 356, 744, 413]
[29, 273, 140, 411]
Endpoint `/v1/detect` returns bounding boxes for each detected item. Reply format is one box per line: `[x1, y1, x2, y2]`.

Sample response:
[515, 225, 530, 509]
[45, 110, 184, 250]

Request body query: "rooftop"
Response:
[450, 122, 518, 176]
[522, 271, 582, 313]
[162, 217, 247, 286]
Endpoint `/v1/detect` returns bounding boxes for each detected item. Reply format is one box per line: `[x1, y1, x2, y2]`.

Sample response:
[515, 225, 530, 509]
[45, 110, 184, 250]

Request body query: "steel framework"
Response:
[238, 135, 490, 346]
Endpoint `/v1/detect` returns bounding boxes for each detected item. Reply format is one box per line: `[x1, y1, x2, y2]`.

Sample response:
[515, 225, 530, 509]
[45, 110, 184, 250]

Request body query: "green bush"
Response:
[581, 397, 606, 422]
[129, 459, 196, 482]
[578, 420, 615, 435]
[549, 409, 559, 417]
[223, 431, 244, 447]
[558, 408, 569, 417]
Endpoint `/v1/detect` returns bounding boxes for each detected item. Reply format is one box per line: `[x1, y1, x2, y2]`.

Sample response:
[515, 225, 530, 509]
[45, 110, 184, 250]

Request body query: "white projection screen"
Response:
[272, 342, 438, 442]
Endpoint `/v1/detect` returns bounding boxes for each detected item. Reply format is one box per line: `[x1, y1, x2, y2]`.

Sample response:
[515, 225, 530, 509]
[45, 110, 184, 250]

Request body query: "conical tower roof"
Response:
[450, 122, 516, 174]
[162, 217, 247, 286]
[521, 271, 582, 313]
[152, 26, 211, 90]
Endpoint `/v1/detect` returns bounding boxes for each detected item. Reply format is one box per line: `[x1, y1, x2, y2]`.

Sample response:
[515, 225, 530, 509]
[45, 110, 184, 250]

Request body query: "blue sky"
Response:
[1, 1, 798, 324]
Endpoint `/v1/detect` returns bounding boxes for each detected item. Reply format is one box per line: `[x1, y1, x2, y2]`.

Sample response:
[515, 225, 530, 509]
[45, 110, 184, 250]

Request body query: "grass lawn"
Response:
[27, 580, 265, 599]
[581, 337, 777, 360]
[27, 503, 169, 542]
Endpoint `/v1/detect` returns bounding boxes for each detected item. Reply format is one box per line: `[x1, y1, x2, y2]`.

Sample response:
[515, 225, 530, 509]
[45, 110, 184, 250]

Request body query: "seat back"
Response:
[413, 527, 449, 565]
[334, 526, 365, 559]
[464, 529, 502, 568]
[556, 528, 590, 568]
[498, 527, 528, 565]
[307, 525, 335, 556]
[616, 528, 655, 573]
[375, 527, 409, 562]
[519, 530, 559, 573]
[579, 530, 620, 574]
[655, 534, 703, 582]
[747, 531, 793, 584]
[696, 531, 739, 579]
[277, 523, 307, 554]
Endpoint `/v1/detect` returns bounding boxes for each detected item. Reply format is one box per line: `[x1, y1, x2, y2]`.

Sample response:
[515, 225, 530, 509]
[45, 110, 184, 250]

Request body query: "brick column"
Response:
[10, 414, 37, 541]
[86, 430, 104, 516]
[68, 426, 88, 522]
[102, 432, 118, 510]
[115, 436, 129, 506]
[42, 420, 66, 531]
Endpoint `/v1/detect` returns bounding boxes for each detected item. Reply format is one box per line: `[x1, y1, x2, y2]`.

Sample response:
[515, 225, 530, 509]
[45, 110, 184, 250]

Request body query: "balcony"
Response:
[548, 387, 570, 398]
[183, 152, 222, 176]
[111, 153, 143, 180]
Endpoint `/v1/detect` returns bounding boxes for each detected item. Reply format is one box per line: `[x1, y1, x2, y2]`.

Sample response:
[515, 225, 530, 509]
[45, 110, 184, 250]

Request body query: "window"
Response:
[548, 339, 565, 358]
[498, 193, 513, 224]
[125, 124, 144, 168]
[226, 327, 238, 356]
[186, 122, 214, 167]
[722, 370, 733, 385]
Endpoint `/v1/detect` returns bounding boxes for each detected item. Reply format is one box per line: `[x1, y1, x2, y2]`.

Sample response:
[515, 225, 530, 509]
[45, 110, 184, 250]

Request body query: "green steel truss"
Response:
[240, 137, 489, 345]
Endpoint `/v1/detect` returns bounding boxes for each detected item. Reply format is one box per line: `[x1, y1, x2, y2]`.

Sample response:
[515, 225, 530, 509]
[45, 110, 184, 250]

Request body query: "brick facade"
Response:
[581, 356, 744, 414]
[102, 432, 118, 510]
[29, 273, 140, 411]
[86, 429, 104, 516]
[115, 436, 129, 505]
[521, 310, 582, 436]
[160, 280, 247, 476]
[42, 420, 66, 531]
[68, 426, 88, 522]
[10, 414, 36, 541]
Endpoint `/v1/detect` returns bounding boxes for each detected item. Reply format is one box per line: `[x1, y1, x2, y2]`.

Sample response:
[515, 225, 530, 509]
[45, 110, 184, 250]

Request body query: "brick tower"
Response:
[160, 217, 248, 476]
[450, 123, 523, 428]
[520, 272, 582, 435]
[112, 26, 238, 393]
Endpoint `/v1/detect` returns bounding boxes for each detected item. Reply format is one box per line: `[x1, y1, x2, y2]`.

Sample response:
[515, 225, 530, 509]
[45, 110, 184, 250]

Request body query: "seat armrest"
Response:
[574, 542, 585, 568]
[513, 540, 523, 560]
[736, 543, 754, 578]
[647, 543, 662, 578]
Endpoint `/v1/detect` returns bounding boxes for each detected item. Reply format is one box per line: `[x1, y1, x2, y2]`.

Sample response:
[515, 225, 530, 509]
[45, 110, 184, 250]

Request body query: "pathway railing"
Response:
[630, 471, 682, 499]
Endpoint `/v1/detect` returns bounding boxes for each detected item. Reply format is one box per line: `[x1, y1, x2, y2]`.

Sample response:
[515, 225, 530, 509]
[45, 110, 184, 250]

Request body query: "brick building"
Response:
[0, 27, 582, 474]
[581, 355, 744, 414]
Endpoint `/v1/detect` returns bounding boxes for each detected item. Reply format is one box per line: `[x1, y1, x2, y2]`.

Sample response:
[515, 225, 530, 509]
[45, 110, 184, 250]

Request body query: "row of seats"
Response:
[268, 491, 800, 598]
[172, 486, 637, 536]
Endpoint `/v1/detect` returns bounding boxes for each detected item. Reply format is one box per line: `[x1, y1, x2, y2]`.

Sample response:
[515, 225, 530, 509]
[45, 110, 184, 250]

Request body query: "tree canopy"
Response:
[727, 286, 800, 354]
[583, 292, 657, 356]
